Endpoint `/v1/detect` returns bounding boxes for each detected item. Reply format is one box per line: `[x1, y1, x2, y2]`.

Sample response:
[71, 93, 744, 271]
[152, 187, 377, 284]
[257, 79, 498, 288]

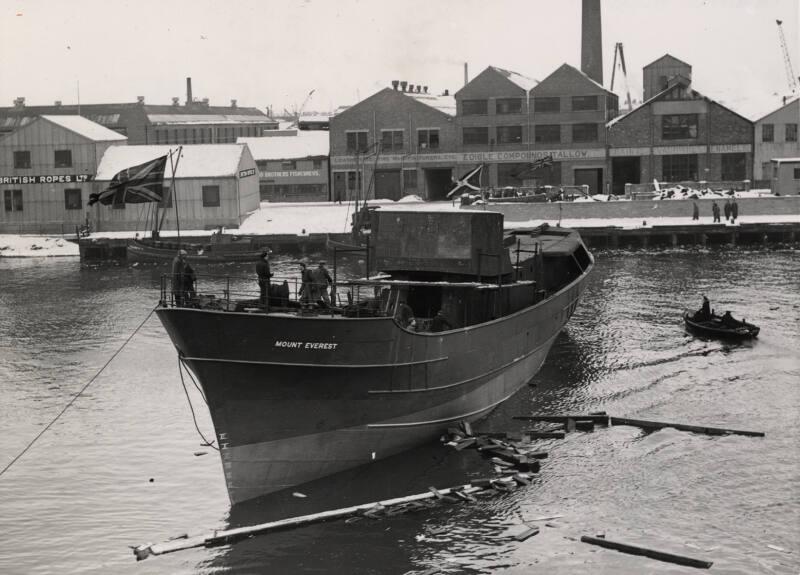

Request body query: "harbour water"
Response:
[0, 247, 798, 574]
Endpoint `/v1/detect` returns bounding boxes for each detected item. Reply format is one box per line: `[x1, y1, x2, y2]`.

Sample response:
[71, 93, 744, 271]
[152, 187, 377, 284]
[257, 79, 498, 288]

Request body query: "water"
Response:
[0, 248, 798, 574]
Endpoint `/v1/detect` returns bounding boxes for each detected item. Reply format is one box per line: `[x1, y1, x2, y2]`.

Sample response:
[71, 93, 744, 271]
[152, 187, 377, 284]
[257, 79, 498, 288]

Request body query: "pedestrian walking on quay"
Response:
[712, 201, 721, 223]
[256, 248, 273, 308]
[724, 199, 732, 222]
[692, 201, 699, 221]
[731, 198, 739, 223]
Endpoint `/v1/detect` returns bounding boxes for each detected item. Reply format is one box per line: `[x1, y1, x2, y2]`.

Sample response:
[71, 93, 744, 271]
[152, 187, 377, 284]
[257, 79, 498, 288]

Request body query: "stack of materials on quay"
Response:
[655, 186, 739, 200]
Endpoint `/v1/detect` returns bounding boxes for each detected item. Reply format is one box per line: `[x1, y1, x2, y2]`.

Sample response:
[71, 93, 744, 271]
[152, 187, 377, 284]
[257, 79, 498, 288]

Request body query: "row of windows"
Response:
[346, 129, 441, 153]
[461, 96, 602, 115]
[761, 123, 797, 143]
[256, 159, 324, 171]
[13, 150, 73, 169]
[3, 185, 222, 212]
[660, 153, 746, 181]
[463, 124, 600, 145]
[153, 125, 262, 145]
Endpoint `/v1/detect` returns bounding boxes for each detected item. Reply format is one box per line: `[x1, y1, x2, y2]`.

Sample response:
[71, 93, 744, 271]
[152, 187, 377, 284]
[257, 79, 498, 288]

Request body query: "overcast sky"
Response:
[0, 0, 797, 119]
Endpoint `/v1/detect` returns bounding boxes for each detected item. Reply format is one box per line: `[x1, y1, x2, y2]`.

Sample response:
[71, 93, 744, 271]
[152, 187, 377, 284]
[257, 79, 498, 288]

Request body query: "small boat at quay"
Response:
[155, 209, 594, 504]
[683, 311, 760, 340]
[127, 233, 266, 264]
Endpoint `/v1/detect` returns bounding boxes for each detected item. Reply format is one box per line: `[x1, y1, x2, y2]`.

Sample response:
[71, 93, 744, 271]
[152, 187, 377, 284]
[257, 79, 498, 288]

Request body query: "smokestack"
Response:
[231, 99, 237, 108]
[581, 0, 603, 85]
[392, 80, 399, 90]
[137, 96, 145, 103]
[186, 77, 193, 105]
[464, 62, 469, 85]
[172, 97, 180, 106]
[400, 80, 408, 92]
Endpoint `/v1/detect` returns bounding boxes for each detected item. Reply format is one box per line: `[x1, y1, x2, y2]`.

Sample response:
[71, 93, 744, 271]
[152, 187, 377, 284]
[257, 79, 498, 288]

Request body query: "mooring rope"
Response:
[0, 306, 158, 478]
[177, 357, 218, 450]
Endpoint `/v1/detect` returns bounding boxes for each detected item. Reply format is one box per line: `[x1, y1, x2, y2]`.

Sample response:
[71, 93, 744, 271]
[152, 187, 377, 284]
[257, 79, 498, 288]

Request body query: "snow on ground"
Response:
[0, 235, 79, 257]
[504, 213, 800, 230]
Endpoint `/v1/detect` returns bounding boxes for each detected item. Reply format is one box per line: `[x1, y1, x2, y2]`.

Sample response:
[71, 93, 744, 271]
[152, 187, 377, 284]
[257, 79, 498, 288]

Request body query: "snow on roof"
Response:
[147, 114, 276, 125]
[40, 115, 127, 141]
[95, 144, 246, 180]
[298, 115, 330, 123]
[772, 157, 800, 163]
[493, 67, 539, 91]
[238, 132, 329, 160]
[407, 92, 456, 116]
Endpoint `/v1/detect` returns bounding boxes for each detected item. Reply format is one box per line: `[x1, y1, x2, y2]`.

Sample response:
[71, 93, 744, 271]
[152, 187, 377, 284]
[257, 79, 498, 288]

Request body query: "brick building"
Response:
[329, 86, 457, 201]
[607, 73, 753, 194]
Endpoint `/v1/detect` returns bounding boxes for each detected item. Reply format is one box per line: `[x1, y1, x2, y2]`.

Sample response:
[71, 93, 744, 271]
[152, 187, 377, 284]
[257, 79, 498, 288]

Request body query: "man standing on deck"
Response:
[171, 249, 189, 306]
[724, 199, 732, 222]
[256, 248, 273, 308]
[310, 260, 333, 307]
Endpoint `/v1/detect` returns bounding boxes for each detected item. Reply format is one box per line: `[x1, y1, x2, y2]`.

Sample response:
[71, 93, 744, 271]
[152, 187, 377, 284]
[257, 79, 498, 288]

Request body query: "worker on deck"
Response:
[256, 248, 273, 308]
[171, 249, 190, 306]
[430, 309, 453, 332]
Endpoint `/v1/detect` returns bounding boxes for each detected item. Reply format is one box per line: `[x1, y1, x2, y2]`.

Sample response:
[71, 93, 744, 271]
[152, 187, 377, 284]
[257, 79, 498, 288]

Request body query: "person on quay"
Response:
[692, 201, 699, 221]
[712, 201, 721, 223]
[256, 248, 273, 308]
[310, 260, 333, 307]
[731, 198, 739, 223]
[171, 249, 190, 306]
[724, 199, 732, 222]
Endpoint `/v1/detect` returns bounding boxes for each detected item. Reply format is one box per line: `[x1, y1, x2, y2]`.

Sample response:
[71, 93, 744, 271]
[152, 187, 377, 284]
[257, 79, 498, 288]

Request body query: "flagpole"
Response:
[165, 146, 183, 247]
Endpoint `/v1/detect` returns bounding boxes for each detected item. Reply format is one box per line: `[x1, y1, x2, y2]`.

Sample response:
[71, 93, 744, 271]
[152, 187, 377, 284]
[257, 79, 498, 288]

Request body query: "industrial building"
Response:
[92, 144, 259, 232]
[768, 157, 800, 195]
[607, 60, 753, 193]
[239, 130, 329, 202]
[0, 115, 126, 234]
[329, 85, 457, 201]
[753, 97, 799, 181]
[0, 78, 277, 145]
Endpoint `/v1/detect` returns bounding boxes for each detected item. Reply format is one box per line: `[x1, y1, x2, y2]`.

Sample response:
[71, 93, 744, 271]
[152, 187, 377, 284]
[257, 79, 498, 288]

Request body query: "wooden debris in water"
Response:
[441, 422, 548, 475]
[580, 535, 713, 569]
[526, 431, 566, 439]
[513, 526, 540, 542]
[609, 416, 765, 438]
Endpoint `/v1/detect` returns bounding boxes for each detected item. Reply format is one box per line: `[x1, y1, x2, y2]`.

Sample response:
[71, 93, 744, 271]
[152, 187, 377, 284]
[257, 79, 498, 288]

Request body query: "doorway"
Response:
[374, 170, 401, 200]
[611, 157, 640, 195]
[574, 168, 603, 195]
[424, 168, 455, 200]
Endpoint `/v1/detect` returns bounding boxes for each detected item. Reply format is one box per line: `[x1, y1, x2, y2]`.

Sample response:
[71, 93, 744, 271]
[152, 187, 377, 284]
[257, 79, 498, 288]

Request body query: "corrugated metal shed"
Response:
[238, 132, 329, 160]
[96, 144, 247, 179]
[41, 115, 127, 141]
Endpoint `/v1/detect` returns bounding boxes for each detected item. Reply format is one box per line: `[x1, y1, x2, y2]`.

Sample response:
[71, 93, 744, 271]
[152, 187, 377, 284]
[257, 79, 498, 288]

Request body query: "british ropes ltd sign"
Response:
[0, 174, 94, 184]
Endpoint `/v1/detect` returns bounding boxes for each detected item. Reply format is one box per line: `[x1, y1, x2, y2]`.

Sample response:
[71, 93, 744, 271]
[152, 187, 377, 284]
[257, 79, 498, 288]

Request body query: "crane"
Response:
[776, 19, 799, 97]
[295, 89, 315, 124]
[610, 42, 633, 111]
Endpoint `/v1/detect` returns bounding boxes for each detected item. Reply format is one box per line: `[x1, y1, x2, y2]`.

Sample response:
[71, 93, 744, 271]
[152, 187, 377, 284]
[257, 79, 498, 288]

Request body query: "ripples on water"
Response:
[0, 247, 798, 574]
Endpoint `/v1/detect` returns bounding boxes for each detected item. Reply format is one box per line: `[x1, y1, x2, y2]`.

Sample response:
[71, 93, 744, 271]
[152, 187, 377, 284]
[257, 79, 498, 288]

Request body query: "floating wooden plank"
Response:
[526, 431, 566, 439]
[453, 437, 477, 450]
[459, 420, 473, 437]
[609, 417, 765, 438]
[514, 526, 540, 542]
[580, 535, 713, 569]
[513, 414, 611, 424]
[574, 420, 595, 432]
[523, 450, 549, 459]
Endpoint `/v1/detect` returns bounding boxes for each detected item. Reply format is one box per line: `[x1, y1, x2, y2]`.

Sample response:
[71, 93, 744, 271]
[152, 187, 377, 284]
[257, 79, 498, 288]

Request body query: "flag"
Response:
[89, 154, 169, 206]
[513, 155, 554, 179]
[447, 164, 483, 198]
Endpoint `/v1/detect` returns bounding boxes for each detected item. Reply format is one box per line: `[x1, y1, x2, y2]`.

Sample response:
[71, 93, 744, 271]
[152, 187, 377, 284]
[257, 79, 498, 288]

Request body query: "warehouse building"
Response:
[239, 130, 329, 202]
[92, 143, 259, 232]
[0, 115, 126, 234]
[329, 84, 457, 201]
[607, 59, 753, 194]
[753, 97, 799, 182]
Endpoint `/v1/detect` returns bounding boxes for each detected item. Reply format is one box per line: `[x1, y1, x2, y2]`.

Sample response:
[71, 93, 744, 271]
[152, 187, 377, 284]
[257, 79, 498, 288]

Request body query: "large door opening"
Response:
[611, 157, 640, 195]
[574, 168, 603, 195]
[374, 170, 401, 200]
[424, 168, 455, 201]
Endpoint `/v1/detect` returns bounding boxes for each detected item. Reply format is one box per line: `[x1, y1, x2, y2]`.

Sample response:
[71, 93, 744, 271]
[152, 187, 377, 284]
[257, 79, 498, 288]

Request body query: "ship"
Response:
[155, 209, 594, 504]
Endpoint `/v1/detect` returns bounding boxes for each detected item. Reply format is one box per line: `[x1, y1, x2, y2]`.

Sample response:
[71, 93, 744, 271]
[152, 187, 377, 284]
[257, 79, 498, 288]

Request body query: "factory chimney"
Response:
[581, 0, 603, 85]
[464, 63, 469, 86]
[186, 77, 193, 106]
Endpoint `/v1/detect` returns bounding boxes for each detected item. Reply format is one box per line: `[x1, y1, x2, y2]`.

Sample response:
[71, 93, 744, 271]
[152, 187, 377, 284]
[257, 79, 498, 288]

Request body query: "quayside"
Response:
[155, 209, 594, 503]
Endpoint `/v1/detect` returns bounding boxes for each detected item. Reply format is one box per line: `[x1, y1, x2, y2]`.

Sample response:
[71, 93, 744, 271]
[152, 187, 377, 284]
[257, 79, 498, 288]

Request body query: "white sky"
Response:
[0, 0, 797, 119]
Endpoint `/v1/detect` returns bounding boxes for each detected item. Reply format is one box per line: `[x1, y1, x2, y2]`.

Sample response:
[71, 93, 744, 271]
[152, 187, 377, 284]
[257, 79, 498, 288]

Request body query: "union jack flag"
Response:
[89, 154, 168, 206]
[446, 164, 484, 198]
[513, 155, 554, 179]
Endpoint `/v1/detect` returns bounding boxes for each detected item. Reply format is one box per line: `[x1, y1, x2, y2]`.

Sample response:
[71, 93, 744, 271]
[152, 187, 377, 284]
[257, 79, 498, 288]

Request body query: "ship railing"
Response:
[158, 273, 392, 316]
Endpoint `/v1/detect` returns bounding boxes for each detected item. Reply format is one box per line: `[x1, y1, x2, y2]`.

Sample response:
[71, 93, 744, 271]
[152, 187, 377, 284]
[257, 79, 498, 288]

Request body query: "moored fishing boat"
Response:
[155, 209, 594, 504]
[127, 234, 265, 264]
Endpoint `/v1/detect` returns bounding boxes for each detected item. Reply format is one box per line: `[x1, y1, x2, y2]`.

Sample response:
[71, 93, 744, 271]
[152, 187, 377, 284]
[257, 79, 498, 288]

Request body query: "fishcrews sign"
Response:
[0, 174, 94, 184]
[331, 148, 604, 166]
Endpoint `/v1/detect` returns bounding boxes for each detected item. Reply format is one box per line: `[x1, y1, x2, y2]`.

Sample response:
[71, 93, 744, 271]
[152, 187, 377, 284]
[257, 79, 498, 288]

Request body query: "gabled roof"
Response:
[531, 63, 613, 95]
[40, 115, 127, 141]
[492, 66, 539, 91]
[96, 144, 247, 180]
[238, 132, 329, 161]
[644, 53, 692, 70]
[754, 97, 799, 123]
[333, 87, 455, 120]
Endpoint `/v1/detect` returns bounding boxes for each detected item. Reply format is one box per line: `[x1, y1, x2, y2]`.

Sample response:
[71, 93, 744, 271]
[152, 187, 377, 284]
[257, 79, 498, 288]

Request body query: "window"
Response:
[417, 129, 440, 149]
[662, 114, 698, 139]
[202, 185, 220, 207]
[4, 189, 23, 212]
[381, 129, 404, 152]
[281, 160, 297, 170]
[534, 97, 560, 113]
[662, 154, 698, 182]
[786, 123, 797, 142]
[13, 151, 31, 169]
[535, 124, 561, 143]
[496, 98, 522, 114]
[572, 123, 598, 143]
[462, 127, 489, 145]
[346, 131, 368, 153]
[761, 123, 774, 142]
[572, 95, 598, 111]
[658, 75, 669, 91]
[54, 150, 72, 168]
[496, 125, 523, 144]
[721, 153, 746, 181]
[346, 170, 362, 191]
[403, 168, 417, 190]
[461, 99, 488, 115]
[64, 188, 82, 210]
[794, 167, 800, 179]
[313, 159, 323, 169]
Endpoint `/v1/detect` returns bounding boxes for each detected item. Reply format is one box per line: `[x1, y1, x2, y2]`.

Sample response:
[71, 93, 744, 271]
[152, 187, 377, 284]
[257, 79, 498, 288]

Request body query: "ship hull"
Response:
[157, 270, 589, 504]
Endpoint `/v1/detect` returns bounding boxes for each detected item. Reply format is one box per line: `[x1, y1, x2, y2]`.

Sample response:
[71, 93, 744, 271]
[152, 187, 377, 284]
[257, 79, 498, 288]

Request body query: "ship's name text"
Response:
[274, 340, 338, 350]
